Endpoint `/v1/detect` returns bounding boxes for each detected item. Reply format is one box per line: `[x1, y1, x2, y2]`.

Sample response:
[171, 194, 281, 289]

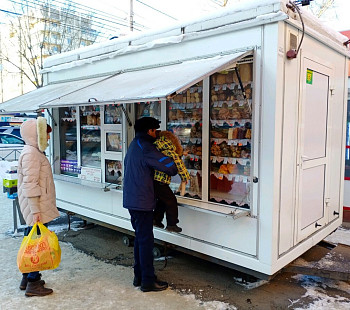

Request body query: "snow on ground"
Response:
[0, 190, 237, 310]
[291, 275, 350, 310]
[325, 226, 350, 246]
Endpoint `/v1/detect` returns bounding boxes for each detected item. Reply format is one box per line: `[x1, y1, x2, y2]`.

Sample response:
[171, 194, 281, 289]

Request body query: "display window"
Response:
[55, 57, 254, 210]
[80, 105, 101, 168]
[105, 104, 122, 124]
[105, 159, 122, 185]
[106, 132, 122, 153]
[135, 101, 161, 120]
[167, 82, 203, 199]
[59, 107, 79, 176]
[209, 63, 253, 208]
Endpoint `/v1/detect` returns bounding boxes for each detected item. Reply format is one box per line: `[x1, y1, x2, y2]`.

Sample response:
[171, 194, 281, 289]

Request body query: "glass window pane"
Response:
[59, 107, 79, 176]
[105, 159, 122, 185]
[80, 105, 101, 168]
[106, 132, 122, 152]
[105, 104, 123, 124]
[209, 62, 253, 208]
[135, 101, 161, 120]
[167, 82, 203, 199]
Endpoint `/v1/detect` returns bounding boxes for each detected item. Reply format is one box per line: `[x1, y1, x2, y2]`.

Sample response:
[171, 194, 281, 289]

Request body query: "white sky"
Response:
[76, 0, 350, 33]
[1, 0, 350, 37]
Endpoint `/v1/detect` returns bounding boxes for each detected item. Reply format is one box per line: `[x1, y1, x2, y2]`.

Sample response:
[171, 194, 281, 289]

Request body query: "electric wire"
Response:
[6, 0, 142, 32]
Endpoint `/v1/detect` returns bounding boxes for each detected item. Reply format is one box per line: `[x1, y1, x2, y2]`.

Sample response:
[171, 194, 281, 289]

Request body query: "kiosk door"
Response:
[296, 58, 332, 242]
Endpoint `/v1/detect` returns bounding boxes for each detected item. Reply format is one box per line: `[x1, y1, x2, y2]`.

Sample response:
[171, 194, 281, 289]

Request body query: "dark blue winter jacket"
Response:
[123, 132, 178, 211]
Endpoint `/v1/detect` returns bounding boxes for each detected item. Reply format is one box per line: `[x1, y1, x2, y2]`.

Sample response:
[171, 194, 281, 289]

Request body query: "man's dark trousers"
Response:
[129, 210, 155, 285]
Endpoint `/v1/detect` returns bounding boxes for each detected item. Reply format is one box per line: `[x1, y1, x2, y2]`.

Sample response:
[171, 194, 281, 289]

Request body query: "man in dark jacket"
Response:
[123, 117, 178, 292]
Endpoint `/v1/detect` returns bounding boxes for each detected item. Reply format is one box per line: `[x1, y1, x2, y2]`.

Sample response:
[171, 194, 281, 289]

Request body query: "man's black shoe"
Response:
[166, 225, 182, 233]
[141, 280, 168, 292]
[153, 220, 164, 229]
[133, 277, 141, 287]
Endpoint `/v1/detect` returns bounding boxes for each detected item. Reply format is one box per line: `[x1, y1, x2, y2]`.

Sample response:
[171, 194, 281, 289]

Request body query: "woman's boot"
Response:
[25, 280, 53, 297]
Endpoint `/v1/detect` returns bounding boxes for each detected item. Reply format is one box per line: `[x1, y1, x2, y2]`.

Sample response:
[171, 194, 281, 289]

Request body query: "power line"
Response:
[135, 0, 178, 21]
[0, 8, 21, 15]
[5, 0, 146, 33]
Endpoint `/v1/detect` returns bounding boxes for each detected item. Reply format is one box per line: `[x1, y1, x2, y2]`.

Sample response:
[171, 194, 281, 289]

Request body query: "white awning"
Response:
[0, 76, 110, 114]
[41, 50, 253, 108]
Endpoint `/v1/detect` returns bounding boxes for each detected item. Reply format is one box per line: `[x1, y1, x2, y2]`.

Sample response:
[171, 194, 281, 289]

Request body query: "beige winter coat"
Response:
[18, 118, 59, 226]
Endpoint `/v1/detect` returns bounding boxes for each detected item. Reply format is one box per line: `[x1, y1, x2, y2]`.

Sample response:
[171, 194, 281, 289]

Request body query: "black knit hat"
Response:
[134, 117, 161, 132]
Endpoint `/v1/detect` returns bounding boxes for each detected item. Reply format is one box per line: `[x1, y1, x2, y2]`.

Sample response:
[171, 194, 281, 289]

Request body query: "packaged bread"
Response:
[239, 63, 253, 83]
[217, 74, 226, 84]
[87, 115, 94, 125]
[226, 72, 234, 84]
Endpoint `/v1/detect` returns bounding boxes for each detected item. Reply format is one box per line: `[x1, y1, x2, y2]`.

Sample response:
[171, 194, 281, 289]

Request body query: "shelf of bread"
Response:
[81, 125, 101, 130]
[81, 137, 101, 143]
[167, 83, 203, 200]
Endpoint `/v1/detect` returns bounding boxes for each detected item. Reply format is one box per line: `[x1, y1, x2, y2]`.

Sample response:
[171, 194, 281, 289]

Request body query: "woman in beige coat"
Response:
[17, 117, 60, 297]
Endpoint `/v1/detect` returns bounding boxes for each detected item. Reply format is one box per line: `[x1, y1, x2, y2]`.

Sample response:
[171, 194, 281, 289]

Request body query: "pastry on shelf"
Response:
[219, 141, 230, 157]
[210, 109, 219, 120]
[230, 145, 242, 158]
[190, 122, 202, 138]
[168, 110, 177, 121]
[241, 149, 251, 158]
[218, 164, 228, 174]
[227, 163, 238, 174]
[218, 104, 230, 120]
[230, 107, 241, 119]
[211, 129, 227, 138]
[211, 143, 221, 156]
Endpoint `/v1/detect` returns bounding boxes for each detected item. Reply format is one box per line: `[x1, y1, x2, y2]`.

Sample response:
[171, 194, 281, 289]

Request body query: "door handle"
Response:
[315, 222, 322, 228]
[333, 211, 339, 216]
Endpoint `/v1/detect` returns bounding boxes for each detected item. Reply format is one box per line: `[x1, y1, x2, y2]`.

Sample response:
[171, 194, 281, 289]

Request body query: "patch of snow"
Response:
[324, 227, 350, 246]
[291, 275, 350, 310]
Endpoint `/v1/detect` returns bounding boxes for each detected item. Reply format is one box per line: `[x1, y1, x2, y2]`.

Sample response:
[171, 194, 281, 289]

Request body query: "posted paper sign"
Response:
[80, 167, 102, 182]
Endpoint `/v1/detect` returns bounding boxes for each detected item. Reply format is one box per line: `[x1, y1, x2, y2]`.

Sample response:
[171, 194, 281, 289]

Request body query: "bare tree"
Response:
[308, 0, 335, 18]
[0, 0, 98, 91]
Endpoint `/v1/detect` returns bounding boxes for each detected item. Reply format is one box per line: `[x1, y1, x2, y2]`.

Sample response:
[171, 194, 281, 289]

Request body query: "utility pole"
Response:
[129, 0, 134, 32]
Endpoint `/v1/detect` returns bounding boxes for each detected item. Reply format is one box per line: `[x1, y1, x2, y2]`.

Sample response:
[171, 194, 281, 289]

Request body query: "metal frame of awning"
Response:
[39, 50, 254, 109]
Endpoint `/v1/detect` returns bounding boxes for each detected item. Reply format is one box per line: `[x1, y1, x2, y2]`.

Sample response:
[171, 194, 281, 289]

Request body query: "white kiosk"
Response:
[1, 0, 349, 278]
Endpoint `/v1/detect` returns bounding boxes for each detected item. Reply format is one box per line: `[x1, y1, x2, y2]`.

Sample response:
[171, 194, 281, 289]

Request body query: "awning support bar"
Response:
[45, 109, 58, 127]
[120, 105, 132, 126]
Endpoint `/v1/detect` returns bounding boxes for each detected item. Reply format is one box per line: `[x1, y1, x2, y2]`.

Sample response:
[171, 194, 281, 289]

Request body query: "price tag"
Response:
[227, 140, 233, 145]
[227, 174, 233, 181]
[223, 157, 228, 164]
[222, 84, 227, 90]
[239, 100, 244, 106]
[212, 156, 217, 163]
[230, 83, 235, 89]
[214, 85, 220, 91]
[243, 176, 248, 183]
[213, 102, 218, 107]
[218, 174, 224, 180]
[218, 101, 223, 107]
[235, 175, 240, 182]
[198, 87, 203, 93]
[227, 101, 233, 107]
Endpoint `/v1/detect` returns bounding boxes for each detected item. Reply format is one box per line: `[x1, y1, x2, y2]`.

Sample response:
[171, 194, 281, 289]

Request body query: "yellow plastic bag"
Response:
[17, 222, 61, 273]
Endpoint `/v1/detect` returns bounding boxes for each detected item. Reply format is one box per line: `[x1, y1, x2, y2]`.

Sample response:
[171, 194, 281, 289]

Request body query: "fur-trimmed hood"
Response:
[159, 131, 183, 155]
[20, 117, 49, 152]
